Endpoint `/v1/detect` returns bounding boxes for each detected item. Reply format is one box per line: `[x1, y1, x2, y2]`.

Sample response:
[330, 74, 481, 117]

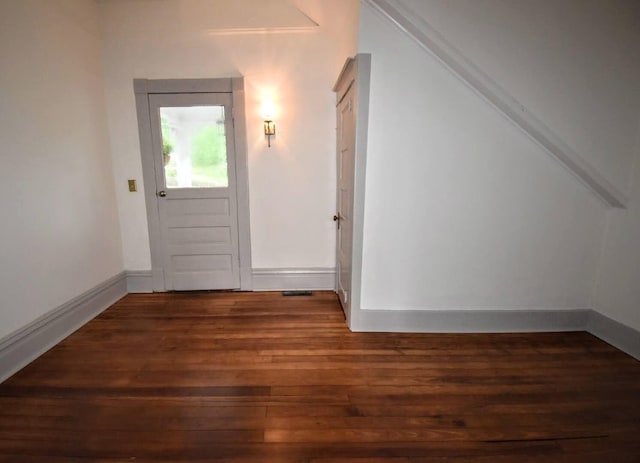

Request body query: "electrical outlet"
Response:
[128, 179, 137, 192]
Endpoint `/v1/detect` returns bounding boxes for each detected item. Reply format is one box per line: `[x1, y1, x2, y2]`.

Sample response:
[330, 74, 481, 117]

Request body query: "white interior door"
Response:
[149, 93, 241, 290]
[335, 85, 356, 318]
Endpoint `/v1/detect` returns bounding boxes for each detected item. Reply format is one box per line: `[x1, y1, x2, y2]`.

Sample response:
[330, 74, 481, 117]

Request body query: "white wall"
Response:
[0, 0, 123, 340]
[357, 3, 610, 314]
[594, 128, 640, 331]
[398, 0, 640, 196]
[98, 0, 359, 271]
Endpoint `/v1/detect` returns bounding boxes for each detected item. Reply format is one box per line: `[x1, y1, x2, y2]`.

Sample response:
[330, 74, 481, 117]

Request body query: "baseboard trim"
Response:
[352, 307, 591, 333]
[351, 306, 640, 360]
[124, 268, 336, 292]
[252, 267, 336, 291]
[0, 272, 127, 383]
[587, 310, 640, 361]
[126, 270, 153, 293]
[2, 271, 637, 386]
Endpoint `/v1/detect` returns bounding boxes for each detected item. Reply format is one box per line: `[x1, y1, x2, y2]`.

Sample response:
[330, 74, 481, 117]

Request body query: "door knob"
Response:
[157, 190, 167, 197]
[333, 215, 340, 221]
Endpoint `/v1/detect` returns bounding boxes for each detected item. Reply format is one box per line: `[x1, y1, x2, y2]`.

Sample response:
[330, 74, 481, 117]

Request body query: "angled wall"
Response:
[0, 0, 123, 340]
[353, 1, 638, 323]
[396, 0, 640, 199]
[594, 129, 640, 332]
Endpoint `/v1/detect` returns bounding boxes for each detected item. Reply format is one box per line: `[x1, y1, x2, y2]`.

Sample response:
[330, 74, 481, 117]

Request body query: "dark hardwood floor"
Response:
[0, 291, 639, 462]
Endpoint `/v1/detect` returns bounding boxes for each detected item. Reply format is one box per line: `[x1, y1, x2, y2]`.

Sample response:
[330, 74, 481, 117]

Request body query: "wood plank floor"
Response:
[0, 291, 639, 462]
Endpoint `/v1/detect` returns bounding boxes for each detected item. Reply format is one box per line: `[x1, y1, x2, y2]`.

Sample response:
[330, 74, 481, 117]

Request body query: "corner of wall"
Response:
[0, 273, 127, 383]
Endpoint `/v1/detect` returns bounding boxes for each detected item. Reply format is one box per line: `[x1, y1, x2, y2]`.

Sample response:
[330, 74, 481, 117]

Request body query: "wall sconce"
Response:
[264, 120, 276, 147]
[262, 100, 276, 148]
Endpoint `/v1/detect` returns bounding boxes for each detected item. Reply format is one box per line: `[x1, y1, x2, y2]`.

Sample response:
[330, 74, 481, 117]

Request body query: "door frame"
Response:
[333, 55, 371, 329]
[134, 78, 253, 292]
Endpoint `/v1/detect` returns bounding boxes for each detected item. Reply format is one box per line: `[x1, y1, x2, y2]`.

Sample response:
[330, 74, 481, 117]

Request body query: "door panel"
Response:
[149, 93, 240, 291]
[336, 85, 356, 317]
[167, 227, 231, 246]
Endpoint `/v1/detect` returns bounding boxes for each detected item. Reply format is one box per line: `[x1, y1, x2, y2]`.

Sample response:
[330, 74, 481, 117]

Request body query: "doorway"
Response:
[333, 55, 371, 327]
[333, 53, 371, 330]
[134, 79, 252, 292]
[335, 83, 355, 315]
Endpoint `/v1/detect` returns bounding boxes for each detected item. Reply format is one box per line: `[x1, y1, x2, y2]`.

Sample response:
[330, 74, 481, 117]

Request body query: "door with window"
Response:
[147, 92, 241, 290]
[134, 78, 251, 291]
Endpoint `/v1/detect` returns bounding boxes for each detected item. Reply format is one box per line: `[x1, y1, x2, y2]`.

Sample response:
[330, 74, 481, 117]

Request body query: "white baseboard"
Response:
[2, 268, 637, 386]
[351, 306, 639, 360]
[126, 270, 153, 293]
[125, 268, 336, 292]
[252, 267, 336, 291]
[352, 307, 591, 333]
[587, 310, 640, 361]
[0, 272, 127, 383]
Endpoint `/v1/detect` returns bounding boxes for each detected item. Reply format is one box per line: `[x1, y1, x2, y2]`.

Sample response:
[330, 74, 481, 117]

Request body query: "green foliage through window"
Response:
[161, 117, 174, 155]
[160, 109, 228, 188]
[191, 125, 228, 187]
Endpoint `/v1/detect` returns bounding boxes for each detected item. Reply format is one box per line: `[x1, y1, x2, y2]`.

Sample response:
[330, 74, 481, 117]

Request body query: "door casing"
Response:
[134, 78, 253, 292]
[335, 84, 356, 320]
[333, 55, 372, 329]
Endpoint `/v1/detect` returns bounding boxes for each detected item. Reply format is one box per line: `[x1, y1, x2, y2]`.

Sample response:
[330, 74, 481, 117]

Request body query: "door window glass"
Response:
[160, 106, 228, 188]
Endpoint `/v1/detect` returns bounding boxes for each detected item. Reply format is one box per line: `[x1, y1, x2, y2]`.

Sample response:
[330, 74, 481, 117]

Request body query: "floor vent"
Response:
[282, 291, 313, 297]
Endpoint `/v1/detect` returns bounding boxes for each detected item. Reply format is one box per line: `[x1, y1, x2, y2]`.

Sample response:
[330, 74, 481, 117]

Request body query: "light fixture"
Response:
[264, 120, 276, 147]
[262, 100, 276, 148]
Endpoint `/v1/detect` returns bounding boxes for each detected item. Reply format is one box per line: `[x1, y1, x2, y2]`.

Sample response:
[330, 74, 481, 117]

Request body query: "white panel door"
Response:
[149, 93, 240, 290]
[335, 85, 355, 317]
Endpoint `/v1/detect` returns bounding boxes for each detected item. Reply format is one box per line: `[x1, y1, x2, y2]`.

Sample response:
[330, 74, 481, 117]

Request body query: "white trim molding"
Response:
[350, 306, 640, 360]
[125, 268, 336, 292]
[125, 270, 153, 293]
[2, 271, 638, 386]
[587, 311, 640, 361]
[353, 307, 591, 333]
[252, 268, 336, 291]
[363, 0, 627, 208]
[0, 272, 127, 383]
[332, 54, 372, 329]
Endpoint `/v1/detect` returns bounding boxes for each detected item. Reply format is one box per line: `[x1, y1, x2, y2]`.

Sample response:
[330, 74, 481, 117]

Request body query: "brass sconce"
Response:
[264, 119, 276, 148]
[262, 100, 276, 148]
